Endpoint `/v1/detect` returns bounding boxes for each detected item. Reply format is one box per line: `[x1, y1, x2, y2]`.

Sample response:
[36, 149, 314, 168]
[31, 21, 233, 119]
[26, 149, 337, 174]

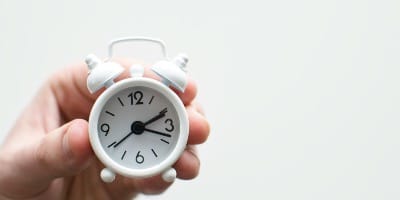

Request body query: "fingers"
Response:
[131, 175, 173, 195]
[187, 103, 210, 144]
[172, 78, 197, 106]
[46, 59, 207, 196]
[50, 60, 198, 120]
[174, 146, 200, 179]
[49, 63, 94, 120]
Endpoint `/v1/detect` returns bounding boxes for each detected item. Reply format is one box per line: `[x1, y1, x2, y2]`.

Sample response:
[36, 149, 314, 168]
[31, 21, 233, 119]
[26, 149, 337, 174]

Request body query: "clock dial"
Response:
[97, 86, 180, 169]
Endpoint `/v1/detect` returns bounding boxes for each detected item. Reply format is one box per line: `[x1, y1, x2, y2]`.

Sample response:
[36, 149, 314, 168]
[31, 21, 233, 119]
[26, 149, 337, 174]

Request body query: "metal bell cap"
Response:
[152, 56, 188, 92]
[86, 54, 124, 93]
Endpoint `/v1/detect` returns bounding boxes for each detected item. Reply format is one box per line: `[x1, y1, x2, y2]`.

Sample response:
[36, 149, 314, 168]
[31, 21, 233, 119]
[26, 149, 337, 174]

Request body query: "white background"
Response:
[1, 0, 400, 199]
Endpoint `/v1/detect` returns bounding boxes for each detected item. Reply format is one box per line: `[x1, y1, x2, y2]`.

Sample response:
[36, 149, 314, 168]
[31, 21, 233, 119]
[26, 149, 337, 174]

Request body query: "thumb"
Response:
[33, 119, 94, 180]
[0, 119, 94, 198]
[18, 119, 94, 191]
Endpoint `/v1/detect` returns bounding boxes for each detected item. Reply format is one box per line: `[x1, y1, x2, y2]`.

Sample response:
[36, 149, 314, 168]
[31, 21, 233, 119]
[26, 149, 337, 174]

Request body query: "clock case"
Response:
[85, 37, 189, 183]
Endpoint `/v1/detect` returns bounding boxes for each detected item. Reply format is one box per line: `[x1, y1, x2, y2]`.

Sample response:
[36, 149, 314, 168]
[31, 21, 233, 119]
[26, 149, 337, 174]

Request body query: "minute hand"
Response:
[144, 108, 167, 126]
[144, 128, 171, 137]
[113, 131, 133, 148]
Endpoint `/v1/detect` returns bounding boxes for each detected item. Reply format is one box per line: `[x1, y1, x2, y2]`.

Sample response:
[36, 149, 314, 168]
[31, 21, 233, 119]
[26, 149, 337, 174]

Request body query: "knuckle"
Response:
[35, 139, 50, 168]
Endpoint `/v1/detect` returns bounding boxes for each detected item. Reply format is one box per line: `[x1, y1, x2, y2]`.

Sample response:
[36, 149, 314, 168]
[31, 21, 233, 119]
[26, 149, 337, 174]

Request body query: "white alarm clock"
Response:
[85, 37, 189, 183]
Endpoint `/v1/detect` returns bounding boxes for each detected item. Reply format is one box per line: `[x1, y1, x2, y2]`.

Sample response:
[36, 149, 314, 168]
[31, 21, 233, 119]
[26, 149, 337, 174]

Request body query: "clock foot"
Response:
[101, 168, 116, 183]
[162, 168, 176, 182]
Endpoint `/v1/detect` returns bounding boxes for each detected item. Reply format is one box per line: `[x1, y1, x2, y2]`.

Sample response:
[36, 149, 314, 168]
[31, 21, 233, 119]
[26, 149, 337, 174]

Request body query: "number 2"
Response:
[128, 91, 144, 105]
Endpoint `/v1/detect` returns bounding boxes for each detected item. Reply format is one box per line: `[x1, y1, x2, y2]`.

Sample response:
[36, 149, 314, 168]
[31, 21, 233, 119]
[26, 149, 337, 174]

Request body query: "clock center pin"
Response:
[131, 121, 145, 135]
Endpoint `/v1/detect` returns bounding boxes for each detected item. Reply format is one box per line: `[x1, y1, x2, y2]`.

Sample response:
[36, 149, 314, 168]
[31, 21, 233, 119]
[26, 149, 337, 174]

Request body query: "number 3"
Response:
[165, 118, 174, 132]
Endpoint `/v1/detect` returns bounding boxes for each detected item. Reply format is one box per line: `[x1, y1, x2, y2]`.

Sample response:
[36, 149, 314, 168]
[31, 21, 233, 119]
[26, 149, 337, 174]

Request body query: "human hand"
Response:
[0, 60, 210, 200]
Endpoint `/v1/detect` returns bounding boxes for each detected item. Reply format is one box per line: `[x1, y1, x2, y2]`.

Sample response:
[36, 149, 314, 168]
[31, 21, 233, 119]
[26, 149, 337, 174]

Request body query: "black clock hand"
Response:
[113, 109, 169, 148]
[144, 128, 172, 138]
[144, 108, 168, 126]
[113, 131, 134, 148]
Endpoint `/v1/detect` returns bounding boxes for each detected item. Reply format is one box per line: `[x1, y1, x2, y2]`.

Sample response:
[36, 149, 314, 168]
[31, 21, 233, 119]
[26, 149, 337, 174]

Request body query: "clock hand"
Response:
[144, 128, 172, 138]
[113, 111, 170, 148]
[113, 131, 134, 148]
[143, 108, 168, 126]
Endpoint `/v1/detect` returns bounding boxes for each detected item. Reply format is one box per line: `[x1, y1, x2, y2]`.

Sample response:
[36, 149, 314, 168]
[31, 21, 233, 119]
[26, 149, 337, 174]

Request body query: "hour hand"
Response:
[143, 108, 168, 126]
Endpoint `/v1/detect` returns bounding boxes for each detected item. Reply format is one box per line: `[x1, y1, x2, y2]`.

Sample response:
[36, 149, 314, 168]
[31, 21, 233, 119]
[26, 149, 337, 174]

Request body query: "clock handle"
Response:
[162, 168, 177, 182]
[108, 37, 168, 60]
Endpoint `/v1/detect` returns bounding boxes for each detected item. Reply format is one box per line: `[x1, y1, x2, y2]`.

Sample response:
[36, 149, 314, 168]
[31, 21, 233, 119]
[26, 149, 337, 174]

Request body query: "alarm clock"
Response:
[85, 37, 189, 183]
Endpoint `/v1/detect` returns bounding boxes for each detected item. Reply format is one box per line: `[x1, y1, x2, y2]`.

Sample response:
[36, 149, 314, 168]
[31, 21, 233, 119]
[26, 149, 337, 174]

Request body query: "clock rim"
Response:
[88, 77, 189, 178]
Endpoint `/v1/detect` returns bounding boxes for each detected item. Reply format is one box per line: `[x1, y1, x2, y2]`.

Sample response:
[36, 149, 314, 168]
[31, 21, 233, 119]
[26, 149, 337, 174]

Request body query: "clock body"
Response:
[88, 78, 189, 179]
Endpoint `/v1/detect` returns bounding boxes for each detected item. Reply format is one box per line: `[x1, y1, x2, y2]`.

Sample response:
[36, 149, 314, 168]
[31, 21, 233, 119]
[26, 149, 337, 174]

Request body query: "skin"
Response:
[0, 60, 210, 200]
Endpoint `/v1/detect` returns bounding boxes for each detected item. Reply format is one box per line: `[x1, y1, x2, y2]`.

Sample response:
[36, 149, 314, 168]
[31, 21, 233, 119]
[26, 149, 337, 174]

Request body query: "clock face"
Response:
[97, 86, 180, 170]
